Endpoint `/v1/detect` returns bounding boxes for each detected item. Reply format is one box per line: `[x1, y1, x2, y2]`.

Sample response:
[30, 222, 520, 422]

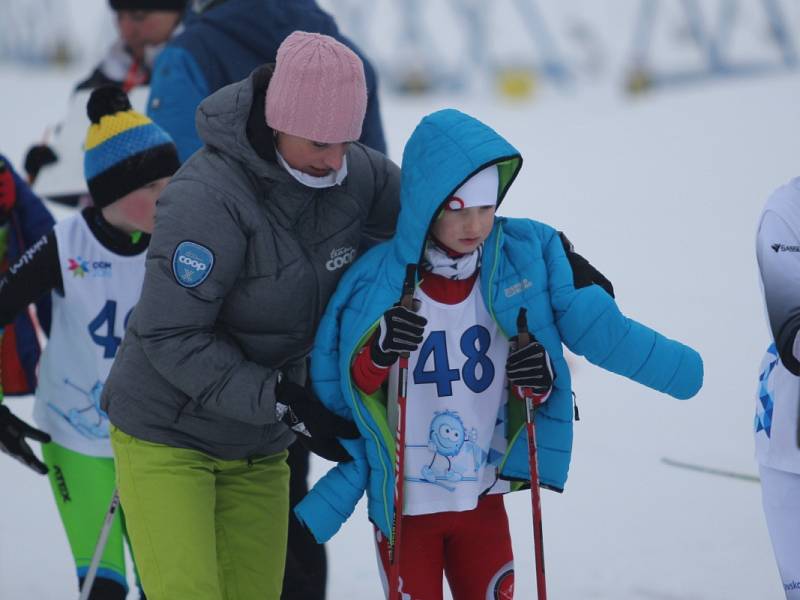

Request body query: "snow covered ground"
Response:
[1, 1, 798, 598]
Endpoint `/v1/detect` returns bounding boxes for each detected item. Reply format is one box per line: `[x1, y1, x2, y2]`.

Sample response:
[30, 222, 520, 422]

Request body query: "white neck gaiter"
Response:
[422, 240, 482, 280]
[275, 148, 348, 189]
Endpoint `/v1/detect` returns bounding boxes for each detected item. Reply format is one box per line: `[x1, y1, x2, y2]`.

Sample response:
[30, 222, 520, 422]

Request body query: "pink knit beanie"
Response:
[266, 31, 367, 144]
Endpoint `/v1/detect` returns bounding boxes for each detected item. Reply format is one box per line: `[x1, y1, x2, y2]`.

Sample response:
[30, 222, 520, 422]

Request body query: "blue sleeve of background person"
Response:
[359, 59, 387, 154]
[147, 46, 210, 163]
[8, 162, 55, 335]
[538, 221, 703, 399]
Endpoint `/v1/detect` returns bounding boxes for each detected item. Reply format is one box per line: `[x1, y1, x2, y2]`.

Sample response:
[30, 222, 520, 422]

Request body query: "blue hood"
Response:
[392, 109, 522, 268]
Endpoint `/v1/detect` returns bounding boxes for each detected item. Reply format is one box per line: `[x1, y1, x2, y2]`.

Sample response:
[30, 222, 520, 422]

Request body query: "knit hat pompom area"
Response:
[87, 85, 132, 123]
[266, 31, 367, 144]
[84, 85, 180, 208]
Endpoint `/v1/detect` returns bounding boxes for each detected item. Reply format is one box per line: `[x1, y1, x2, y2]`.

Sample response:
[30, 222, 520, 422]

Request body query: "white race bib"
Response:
[394, 284, 511, 516]
[34, 216, 146, 457]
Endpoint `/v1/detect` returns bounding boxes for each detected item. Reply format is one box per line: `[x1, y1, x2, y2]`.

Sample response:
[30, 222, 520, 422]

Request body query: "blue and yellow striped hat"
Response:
[84, 85, 179, 207]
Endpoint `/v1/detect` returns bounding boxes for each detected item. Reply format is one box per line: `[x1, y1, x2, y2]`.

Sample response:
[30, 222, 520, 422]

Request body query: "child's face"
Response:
[105, 176, 170, 234]
[430, 205, 495, 254]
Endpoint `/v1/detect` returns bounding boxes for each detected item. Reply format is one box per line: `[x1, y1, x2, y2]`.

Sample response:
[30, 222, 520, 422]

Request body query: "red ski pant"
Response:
[375, 494, 515, 600]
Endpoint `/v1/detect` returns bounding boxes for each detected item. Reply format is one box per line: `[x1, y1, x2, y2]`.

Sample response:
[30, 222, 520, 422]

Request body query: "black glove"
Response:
[23, 144, 58, 183]
[0, 404, 51, 475]
[276, 380, 360, 462]
[506, 335, 553, 394]
[560, 232, 615, 298]
[371, 304, 427, 367]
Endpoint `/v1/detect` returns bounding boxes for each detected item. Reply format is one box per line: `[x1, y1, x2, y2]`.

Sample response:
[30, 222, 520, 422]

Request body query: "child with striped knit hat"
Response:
[0, 84, 178, 599]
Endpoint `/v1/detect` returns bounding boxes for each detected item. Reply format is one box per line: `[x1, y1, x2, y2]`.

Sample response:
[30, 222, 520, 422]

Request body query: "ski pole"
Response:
[516, 308, 547, 600]
[78, 488, 121, 600]
[389, 264, 417, 600]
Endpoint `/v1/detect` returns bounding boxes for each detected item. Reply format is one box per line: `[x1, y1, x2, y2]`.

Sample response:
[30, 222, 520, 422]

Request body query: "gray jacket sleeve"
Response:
[757, 209, 800, 375]
[133, 177, 281, 425]
[360, 153, 400, 250]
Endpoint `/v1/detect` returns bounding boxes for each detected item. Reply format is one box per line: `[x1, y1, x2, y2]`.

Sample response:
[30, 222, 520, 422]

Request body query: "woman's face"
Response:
[430, 205, 496, 254]
[102, 176, 170, 234]
[275, 132, 350, 177]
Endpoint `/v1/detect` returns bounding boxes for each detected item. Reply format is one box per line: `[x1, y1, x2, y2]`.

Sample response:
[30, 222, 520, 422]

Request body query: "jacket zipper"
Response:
[344, 319, 397, 537]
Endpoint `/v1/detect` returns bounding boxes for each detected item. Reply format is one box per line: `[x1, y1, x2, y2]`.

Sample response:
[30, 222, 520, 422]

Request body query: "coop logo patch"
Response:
[326, 246, 356, 272]
[173, 241, 214, 288]
[772, 242, 800, 253]
[68, 257, 112, 278]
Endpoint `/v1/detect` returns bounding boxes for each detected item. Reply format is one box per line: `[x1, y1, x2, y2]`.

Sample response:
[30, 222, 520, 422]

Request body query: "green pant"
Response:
[42, 442, 136, 593]
[111, 426, 290, 600]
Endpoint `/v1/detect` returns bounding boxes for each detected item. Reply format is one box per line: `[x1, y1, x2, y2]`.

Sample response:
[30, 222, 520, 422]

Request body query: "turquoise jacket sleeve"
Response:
[147, 46, 210, 163]
[540, 225, 703, 400]
[294, 437, 369, 543]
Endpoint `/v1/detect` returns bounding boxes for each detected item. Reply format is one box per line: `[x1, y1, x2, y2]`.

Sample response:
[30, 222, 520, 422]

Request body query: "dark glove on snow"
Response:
[560, 232, 615, 298]
[276, 380, 360, 462]
[0, 405, 51, 475]
[506, 335, 553, 394]
[23, 144, 57, 183]
[371, 304, 427, 367]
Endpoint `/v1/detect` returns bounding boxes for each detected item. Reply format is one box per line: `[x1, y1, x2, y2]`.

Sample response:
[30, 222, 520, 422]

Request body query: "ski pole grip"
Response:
[516, 307, 531, 348]
[399, 264, 417, 358]
[400, 264, 416, 310]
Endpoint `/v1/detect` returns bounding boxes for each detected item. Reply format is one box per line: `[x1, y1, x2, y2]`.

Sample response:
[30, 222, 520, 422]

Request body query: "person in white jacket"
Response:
[755, 176, 800, 599]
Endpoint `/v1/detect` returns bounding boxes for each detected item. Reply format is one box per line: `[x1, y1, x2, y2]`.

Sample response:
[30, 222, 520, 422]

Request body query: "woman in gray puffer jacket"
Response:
[101, 32, 399, 600]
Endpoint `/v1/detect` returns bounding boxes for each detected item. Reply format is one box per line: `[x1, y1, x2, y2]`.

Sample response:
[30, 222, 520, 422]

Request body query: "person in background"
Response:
[755, 177, 800, 599]
[146, 0, 387, 163]
[24, 0, 186, 186]
[0, 151, 55, 481]
[0, 86, 180, 600]
[0, 155, 55, 398]
[76, 0, 187, 92]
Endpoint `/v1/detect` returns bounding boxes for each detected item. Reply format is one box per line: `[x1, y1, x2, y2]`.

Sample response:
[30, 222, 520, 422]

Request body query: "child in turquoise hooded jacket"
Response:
[296, 109, 703, 597]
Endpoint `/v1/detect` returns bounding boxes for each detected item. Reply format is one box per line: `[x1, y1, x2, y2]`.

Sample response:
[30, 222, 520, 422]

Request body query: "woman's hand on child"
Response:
[275, 379, 360, 463]
[370, 305, 428, 367]
[506, 336, 553, 394]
